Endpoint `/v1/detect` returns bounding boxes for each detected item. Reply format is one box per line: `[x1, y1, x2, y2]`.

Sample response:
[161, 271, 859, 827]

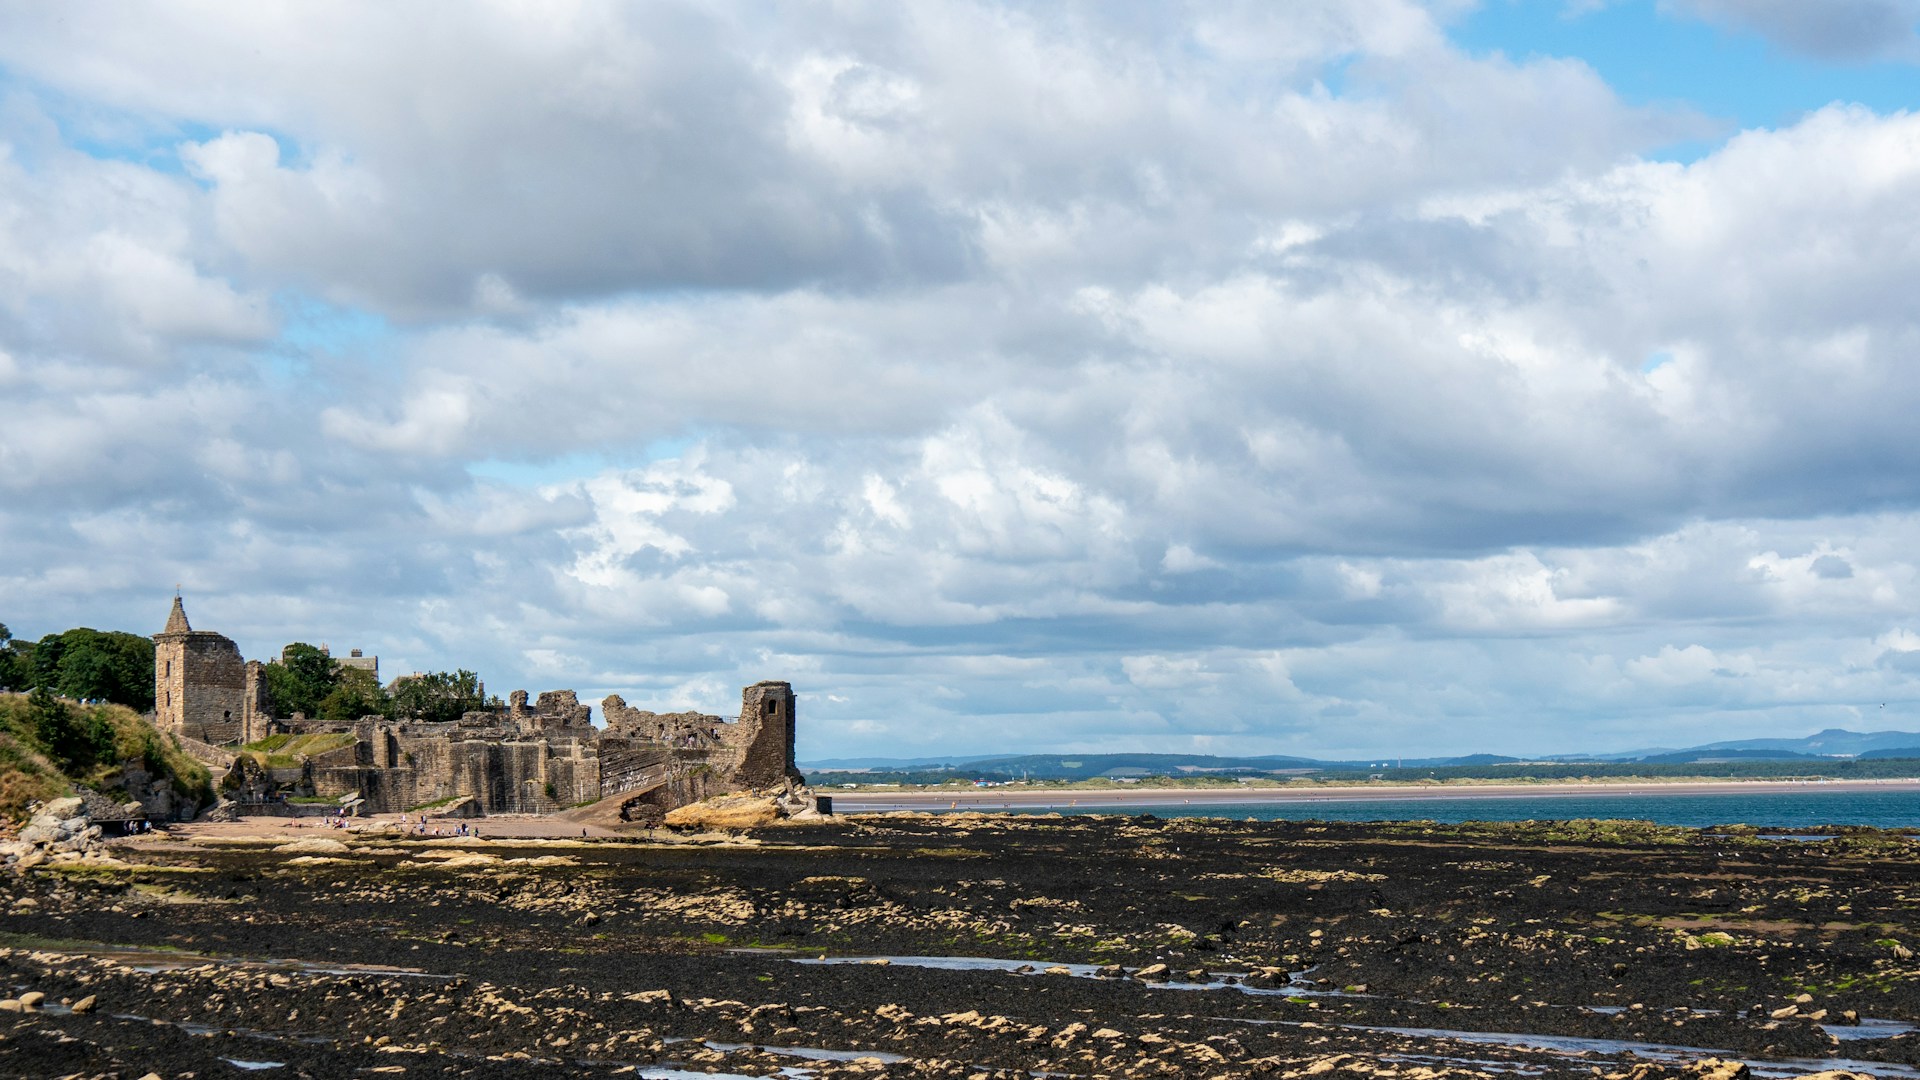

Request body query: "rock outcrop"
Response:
[662, 783, 829, 831]
[2, 795, 127, 870]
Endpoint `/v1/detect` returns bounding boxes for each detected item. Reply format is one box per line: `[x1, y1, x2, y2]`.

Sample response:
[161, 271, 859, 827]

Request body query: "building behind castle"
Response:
[151, 597, 803, 820]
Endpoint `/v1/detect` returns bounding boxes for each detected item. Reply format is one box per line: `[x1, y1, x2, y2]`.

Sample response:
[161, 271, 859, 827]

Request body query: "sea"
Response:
[907, 788, 1920, 829]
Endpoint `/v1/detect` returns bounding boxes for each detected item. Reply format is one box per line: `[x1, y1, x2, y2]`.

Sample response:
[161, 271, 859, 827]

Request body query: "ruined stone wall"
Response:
[352, 767, 418, 814]
[240, 661, 271, 744]
[395, 730, 458, 807]
[169, 733, 238, 769]
[147, 599, 815, 819]
[458, 741, 562, 814]
[284, 718, 353, 737]
[544, 756, 599, 809]
[305, 741, 360, 770]
[595, 684, 791, 795]
[601, 697, 725, 747]
[154, 644, 182, 734]
[314, 733, 598, 815]
[311, 766, 371, 803]
[598, 744, 672, 797]
[446, 742, 496, 810]
[209, 668, 795, 817]
[722, 682, 800, 790]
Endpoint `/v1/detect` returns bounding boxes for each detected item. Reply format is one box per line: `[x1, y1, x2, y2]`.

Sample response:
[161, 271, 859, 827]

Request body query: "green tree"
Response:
[388, 669, 488, 725]
[28, 628, 155, 711]
[262, 643, 339, 718]
[0, 623, 31, 692]
[24, 683, 115, 773]
[318, 666, 390, 725]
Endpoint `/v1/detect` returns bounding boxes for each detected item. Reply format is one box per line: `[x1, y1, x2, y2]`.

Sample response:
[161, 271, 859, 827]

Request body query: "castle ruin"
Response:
[153, 596, 270, 746]
[152, 597, 805, 820]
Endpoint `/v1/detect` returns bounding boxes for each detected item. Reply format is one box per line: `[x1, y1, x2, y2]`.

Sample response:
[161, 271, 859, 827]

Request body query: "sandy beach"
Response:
[831, 776, 1920, 813]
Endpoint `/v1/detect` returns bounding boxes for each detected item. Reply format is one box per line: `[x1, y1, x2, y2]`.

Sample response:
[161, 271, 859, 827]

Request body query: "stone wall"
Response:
[153, 595, 803, 822]
[395, 728, 458, 806]
[311, 731, 607, 815]
[463, 741, 562, 814]
[162, 635, 247, 743]
[241, 661, 271, 744]
[598, 744, 672, 797]
[727, 681, 801, 789]
[153, 597, 264, 747]
[601, 698, 726, 747]
[169, 733, 237, 769]
[530, 691, 592, 733]
[595, 683, 801, 807]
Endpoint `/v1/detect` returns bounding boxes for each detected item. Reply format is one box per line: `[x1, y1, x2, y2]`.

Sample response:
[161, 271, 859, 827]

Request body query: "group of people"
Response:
[410, 815, 479, 837]
[293, 812, 481, 838]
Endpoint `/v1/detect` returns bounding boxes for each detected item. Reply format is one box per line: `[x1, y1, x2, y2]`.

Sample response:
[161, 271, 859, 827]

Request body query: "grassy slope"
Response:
[237, 731, 356, 768]
[0, 693, 213, 821]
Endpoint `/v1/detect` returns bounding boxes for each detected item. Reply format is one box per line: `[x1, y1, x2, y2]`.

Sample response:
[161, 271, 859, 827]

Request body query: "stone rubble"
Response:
[0, 796, 129, 872]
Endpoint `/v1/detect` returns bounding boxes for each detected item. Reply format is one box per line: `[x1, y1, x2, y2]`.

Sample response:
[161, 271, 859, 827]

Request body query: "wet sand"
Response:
[156, 813, 637, 842]
[5, 813, 1919, 1079]
[833, 776, 1920, 812]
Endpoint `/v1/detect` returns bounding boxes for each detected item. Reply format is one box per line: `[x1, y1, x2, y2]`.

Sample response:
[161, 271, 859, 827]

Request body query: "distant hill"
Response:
[1636, 748, 1826, 764]
[955, 753, 1326, 780]
[798, 755, 997, 771]
[802, 727, 1920, 782]
[1858, 747, 1920, 760]
[1686, 728, 1920, 756]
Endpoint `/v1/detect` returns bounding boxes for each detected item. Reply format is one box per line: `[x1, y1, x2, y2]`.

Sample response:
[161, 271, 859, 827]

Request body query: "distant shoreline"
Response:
[830, 776, 1920, 813]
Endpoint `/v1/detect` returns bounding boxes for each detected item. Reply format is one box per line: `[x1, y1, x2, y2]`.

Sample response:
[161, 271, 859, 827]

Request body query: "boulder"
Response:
[39, 796, 83, 818]
[664, 795, 780, 831]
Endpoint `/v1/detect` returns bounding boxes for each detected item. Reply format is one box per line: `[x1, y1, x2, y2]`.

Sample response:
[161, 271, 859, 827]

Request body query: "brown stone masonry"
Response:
[152, 596, 804, 818]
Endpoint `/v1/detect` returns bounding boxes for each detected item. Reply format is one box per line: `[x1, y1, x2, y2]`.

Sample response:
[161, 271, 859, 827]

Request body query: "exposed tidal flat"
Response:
[5, 815, 1920, 1079]
[837, 781, 1920, 829]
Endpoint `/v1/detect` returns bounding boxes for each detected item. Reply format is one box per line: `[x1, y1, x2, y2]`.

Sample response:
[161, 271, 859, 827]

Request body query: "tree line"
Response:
[265, 642, 493, 727]
[2, 621, 495, 729]
[0, 623, 155, 710]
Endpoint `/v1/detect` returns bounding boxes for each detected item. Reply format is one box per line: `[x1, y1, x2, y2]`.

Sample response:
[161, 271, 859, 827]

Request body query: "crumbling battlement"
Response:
[153, 596, 803, 820]
[602, 698, 725, 746]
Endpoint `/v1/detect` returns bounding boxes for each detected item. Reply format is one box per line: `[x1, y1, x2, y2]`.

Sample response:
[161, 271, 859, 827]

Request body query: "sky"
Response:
[4, 1, 1920, 762]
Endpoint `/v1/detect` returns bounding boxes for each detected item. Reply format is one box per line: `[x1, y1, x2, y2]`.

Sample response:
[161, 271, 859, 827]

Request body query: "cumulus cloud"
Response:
[5, 2, 1920, 757]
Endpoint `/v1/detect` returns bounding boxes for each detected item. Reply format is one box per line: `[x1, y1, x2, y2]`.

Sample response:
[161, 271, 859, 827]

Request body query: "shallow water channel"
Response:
[784, 952, 1920, 1076]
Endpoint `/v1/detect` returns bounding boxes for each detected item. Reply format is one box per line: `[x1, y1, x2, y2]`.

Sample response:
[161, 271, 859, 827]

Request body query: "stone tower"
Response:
[152, 596, 264, 745]
[731, 681, 801, 789]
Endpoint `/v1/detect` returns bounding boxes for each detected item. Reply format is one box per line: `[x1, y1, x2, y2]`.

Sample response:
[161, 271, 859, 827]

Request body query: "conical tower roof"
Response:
[163, 595, 192, 635]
